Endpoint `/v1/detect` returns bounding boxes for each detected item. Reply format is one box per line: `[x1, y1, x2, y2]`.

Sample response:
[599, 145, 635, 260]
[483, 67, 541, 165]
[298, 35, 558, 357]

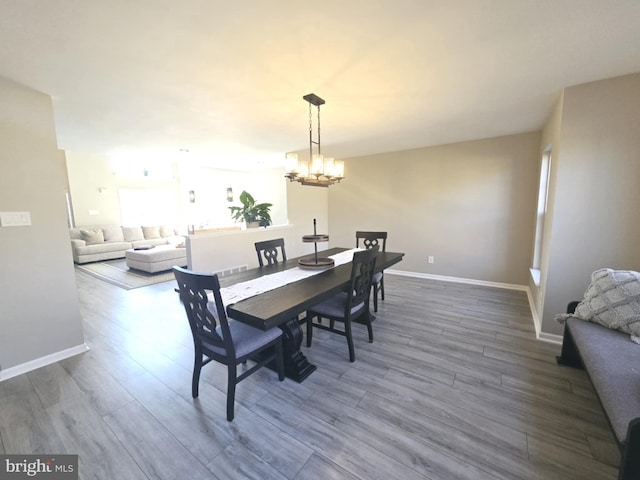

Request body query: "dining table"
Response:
[218, 247, 405, 382]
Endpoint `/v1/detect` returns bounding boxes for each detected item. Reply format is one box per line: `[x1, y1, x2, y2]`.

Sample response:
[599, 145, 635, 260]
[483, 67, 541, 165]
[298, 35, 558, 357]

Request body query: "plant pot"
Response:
[246, 221, 261, 229]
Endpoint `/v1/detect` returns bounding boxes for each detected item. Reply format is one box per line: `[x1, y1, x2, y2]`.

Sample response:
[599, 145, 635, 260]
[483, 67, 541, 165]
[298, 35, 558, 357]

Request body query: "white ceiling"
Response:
[1, 0, 640, 170]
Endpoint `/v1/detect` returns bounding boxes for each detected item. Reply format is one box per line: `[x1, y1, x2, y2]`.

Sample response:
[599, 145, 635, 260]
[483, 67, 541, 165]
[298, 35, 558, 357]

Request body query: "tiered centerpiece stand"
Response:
[298, 219, 334, 269]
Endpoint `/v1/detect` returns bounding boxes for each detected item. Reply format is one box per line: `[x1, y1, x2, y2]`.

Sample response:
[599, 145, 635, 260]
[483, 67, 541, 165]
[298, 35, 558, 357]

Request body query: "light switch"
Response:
[0, 211, 32, 227]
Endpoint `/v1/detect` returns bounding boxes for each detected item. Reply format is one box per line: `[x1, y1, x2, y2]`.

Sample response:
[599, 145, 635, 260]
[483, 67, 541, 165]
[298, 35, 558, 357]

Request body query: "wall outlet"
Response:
[428, 256, 435, 264]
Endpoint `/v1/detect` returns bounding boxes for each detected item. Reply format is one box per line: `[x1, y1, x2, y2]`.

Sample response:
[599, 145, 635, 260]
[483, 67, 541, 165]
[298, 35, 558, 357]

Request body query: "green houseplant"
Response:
[228, 190, 273, 228]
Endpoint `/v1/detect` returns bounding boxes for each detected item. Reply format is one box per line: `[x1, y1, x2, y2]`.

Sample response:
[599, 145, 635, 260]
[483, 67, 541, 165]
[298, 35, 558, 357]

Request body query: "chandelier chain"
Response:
[317, 103, 321, 155]
[308, 102, 321, 154]
[309, 103, 313, 160]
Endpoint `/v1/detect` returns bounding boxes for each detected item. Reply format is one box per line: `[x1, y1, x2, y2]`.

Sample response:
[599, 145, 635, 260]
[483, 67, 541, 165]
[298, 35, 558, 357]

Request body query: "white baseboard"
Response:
[387, 269, 528, 292]
[538, 332, 563, 345]
[387, 269, 560, 344]
[0, 343, 90, 382]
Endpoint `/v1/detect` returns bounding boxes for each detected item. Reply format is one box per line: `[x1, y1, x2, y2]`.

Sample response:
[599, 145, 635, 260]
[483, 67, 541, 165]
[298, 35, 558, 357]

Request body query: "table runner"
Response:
[209, 248, 362, 309]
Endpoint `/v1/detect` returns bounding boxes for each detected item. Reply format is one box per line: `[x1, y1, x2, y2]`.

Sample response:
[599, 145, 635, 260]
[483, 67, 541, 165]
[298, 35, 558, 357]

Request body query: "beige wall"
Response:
[66, 151, 183, 227]
[3, 70, 638, 377]
[0, 77, 85, 375]
[540, 73, 640, 335]
[328, 132, 541, 286]
[187, 178, 331, 273]
[180, 164, 288, 232]
[66, 151, 288, 230]
[286, 180, 330, 258]
[188, 225, 295, 272]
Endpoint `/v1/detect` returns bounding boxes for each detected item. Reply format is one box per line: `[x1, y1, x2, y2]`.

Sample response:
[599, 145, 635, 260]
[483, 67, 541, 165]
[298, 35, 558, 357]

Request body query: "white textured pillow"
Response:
[142, 226, 160, 239]
[159, 226, 175, 238]
[80, 228, 104, 245]
[102, 227, 124, 243]
[561, 268, 640, 344]
[122, 226, 144, 242]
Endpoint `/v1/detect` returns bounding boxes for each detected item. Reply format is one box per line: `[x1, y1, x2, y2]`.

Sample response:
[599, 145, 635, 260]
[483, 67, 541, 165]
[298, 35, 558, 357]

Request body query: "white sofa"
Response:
[70, 225, 183, 264]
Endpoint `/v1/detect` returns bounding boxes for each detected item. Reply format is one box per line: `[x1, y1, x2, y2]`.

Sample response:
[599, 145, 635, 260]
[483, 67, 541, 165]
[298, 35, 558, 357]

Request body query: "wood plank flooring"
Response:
[0, 270, 620, 479]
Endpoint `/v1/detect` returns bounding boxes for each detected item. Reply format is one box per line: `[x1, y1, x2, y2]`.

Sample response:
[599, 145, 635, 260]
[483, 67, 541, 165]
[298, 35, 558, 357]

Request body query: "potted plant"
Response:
[228, 190, 273, 228]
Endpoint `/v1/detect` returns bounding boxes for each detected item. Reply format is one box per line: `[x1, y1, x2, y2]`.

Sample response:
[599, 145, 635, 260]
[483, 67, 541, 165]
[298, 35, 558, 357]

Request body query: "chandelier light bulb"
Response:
[311, 154, 324, 175]
[285, 153, 299, 174]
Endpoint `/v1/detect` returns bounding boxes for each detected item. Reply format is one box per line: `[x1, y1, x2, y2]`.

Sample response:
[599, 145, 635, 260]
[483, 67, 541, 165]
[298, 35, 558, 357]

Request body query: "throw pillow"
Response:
[142, 226, 160, 239]
[102, 227, 124, 243]
[159, 226, 175, 238]
[80, 228, 104, 245]
[556, 268, 640, 344]
[122, 226, 144, 242]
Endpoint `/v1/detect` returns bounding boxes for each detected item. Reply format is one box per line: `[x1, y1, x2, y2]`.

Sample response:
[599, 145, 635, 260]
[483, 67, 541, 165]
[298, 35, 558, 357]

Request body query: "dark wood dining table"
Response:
[219, 247, 405, 382]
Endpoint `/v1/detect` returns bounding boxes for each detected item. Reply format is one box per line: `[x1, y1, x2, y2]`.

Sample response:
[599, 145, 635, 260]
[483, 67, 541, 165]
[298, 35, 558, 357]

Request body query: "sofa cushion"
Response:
[122, 226, 144, 242]
[102, 227, 125, 243]
[559, 268, 640, 344]
[131, 238, 170, 248]
[159, 226, 176, 238]
[75, 241, 131, 255]
[142, 226, 160, 239]
[80, 228, 104, 245]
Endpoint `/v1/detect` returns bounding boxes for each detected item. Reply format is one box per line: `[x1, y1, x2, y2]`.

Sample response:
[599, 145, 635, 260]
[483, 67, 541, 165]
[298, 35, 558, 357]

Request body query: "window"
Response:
[531, 146, 552, 285]
[65, 188, 75, 228]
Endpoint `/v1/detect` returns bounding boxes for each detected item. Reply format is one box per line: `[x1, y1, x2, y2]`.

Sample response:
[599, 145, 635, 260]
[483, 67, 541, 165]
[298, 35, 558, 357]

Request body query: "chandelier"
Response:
[284, 93, 344, 187]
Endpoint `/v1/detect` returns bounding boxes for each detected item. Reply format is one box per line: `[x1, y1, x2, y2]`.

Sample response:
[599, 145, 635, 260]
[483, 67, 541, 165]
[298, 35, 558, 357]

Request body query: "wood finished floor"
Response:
[0, 271, 620, 479]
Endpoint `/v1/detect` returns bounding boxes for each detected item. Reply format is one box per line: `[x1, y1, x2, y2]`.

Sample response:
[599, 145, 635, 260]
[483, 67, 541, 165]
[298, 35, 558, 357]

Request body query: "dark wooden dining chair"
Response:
[305, 246, 378, 362]
[173, 266, 284, 421]
[254, 238, 287, 267]
[356, 231, 387, 312]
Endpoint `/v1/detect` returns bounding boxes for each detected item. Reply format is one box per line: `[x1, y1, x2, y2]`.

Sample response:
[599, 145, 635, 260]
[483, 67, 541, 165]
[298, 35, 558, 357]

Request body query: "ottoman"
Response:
[125, 244, 187, 273]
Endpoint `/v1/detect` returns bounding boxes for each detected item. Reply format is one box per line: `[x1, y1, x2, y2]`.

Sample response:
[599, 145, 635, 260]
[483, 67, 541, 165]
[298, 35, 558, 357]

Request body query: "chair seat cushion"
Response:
[308, 292, 364, 319]
[373, 272, 383, 284]
[204, 320, 281, 359]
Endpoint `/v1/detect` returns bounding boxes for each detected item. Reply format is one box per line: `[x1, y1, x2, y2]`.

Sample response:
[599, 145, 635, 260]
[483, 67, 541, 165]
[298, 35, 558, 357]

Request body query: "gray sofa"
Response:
[558, 305, 640, 480]
[70, 225, 183, 264]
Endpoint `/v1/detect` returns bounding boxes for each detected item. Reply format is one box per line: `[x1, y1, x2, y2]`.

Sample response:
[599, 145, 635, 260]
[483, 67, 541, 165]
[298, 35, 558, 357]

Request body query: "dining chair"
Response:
[173, 266, 284, 421]
[254, 238, 287, 267]
[305, 246, 379, 362]
[356, 231, 387, 312]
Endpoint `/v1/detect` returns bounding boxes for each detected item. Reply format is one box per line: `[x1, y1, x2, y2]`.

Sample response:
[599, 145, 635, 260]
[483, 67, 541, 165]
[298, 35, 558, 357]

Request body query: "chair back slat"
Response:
[255, 238, 287, 267]
[356, 231, 387, 252]
[345, 246, 378, 316]
[173, 266, 235, 359]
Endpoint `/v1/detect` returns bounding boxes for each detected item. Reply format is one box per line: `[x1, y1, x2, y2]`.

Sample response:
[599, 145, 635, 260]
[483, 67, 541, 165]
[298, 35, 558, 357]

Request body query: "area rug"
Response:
[75, 259, 176, 290]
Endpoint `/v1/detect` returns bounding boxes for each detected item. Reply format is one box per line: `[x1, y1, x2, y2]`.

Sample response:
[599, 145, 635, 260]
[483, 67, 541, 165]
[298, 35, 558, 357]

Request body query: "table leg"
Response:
[279, 317, 316, 382]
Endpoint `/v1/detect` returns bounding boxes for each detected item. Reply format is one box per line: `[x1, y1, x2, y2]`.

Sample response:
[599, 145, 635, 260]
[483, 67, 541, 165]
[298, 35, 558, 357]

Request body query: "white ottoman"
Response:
[125, 244, 187, 273]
